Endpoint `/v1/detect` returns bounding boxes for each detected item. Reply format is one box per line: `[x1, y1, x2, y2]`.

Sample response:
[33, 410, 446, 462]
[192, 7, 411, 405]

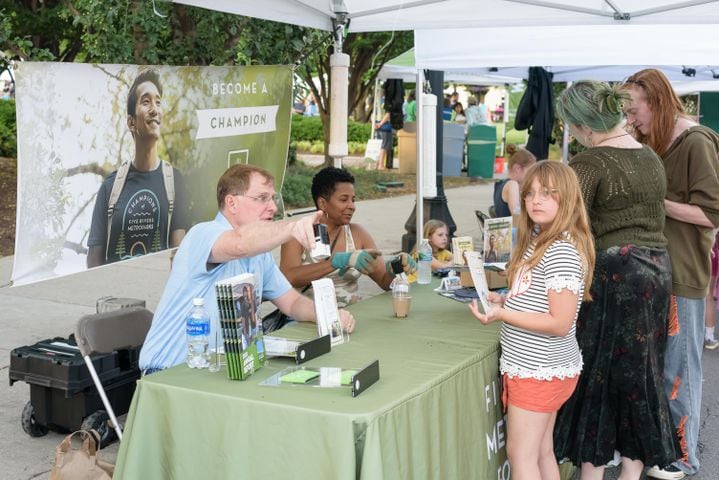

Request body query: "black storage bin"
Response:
[9, 336, 141, 446]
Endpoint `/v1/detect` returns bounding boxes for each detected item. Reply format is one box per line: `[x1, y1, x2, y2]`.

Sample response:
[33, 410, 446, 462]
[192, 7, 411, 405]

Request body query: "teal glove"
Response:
[331, 249, 381, 276]
[386, 252, 417, 276]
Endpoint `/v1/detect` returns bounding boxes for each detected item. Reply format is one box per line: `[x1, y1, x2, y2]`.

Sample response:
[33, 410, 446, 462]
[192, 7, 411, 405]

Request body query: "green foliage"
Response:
[347, 120, 372, 144]
[0, 99, 16, 157]
[290, 115, 324, 142]
[287, 142, 297, 166]
[291, 115, 372, 146]
[280, 163, 316, 207]
[280, 163, 399, 209]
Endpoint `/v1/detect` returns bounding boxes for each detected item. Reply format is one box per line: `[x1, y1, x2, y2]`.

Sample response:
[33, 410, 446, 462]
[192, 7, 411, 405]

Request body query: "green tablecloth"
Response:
[114, 282, 510, 479]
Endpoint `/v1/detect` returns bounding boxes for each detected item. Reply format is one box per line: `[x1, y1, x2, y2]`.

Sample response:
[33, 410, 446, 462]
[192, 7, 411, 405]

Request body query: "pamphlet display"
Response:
[483, 216, 512, 269]
[312, 278, 347, 346]
[260, 360, 381, 397]
[264, 335, 331, 364]
[214, 273, 265, 380]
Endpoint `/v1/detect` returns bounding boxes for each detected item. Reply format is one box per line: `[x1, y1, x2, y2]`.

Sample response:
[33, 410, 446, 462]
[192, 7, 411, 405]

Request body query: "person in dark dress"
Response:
[553, 80, 680, 480]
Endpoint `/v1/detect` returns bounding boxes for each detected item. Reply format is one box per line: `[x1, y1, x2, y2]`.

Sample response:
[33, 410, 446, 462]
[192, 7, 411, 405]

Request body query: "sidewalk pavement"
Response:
[1, 183, 718, 479]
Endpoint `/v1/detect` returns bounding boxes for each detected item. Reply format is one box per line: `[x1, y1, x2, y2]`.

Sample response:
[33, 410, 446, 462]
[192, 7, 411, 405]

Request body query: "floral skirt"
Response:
[553, 245, 680, 467]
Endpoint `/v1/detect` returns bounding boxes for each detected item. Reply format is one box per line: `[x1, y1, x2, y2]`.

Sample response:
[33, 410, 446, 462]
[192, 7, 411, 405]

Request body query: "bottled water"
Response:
[417, 239, 433, 285]
[186, 298, 210, 369]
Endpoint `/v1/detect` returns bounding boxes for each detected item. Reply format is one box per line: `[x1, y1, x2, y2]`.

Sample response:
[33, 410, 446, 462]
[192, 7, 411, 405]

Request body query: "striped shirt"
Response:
[500, 239, 584, 380]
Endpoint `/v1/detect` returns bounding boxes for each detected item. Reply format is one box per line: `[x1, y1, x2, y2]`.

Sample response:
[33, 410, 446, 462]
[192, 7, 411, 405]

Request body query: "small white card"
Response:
[465, 251, 492, 313]
[311, 278, 346, 346]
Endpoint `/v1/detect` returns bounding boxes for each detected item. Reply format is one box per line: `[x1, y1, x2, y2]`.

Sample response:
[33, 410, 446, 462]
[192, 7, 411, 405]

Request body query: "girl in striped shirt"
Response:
[469, 161, 595, 480]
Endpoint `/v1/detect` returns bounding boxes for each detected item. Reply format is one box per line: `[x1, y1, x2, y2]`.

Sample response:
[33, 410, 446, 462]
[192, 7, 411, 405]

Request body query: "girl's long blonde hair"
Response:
[506, 161, 595, 301]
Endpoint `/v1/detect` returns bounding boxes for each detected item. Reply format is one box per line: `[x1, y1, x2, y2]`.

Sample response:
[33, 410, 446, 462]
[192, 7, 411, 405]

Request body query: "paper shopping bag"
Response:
[50, 430, 114, 480]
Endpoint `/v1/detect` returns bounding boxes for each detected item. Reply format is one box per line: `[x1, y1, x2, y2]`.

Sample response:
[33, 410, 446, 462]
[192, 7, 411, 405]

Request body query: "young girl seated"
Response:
[408, 220, 454, 282]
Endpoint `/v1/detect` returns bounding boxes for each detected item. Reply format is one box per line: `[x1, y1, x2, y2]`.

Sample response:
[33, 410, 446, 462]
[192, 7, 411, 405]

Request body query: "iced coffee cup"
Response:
[393, 295, 412, 318]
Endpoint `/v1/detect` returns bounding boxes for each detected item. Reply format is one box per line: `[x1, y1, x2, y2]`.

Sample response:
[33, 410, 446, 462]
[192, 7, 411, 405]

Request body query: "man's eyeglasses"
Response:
[236, 193, 280, 205]
[523, 188, 558, 201]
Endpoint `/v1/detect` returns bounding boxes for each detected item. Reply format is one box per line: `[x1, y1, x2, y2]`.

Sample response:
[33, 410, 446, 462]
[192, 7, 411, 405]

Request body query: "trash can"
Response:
[442, 122, 465, 177]
[467, 124, 497, 178]
[397, 122, 417, 174]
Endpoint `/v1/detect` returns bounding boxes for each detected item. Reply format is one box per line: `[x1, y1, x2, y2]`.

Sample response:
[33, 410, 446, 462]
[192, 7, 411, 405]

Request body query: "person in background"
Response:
[625, 68, 719, 480]
[304, 95, 319, 116]
[443, 95, 453, 121]
[452, 102, 466, 124]
[139, 164, 356, 372]
[280, 167, 415, 308]
[705, 231, 719, 349]
[374, 106, 393, 170]
[407, 220, 454, 282]
[450, 92, 459, 107]
[404, 89, 417, 123]
[553, 80, 680, 480]
[466, 96, 490, 127]
[469, 161, 595, 480]
[493, 145, 537, 222]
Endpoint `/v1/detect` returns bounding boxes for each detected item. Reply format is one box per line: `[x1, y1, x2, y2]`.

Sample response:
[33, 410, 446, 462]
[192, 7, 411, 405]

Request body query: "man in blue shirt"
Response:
[140, 164, 356, 371]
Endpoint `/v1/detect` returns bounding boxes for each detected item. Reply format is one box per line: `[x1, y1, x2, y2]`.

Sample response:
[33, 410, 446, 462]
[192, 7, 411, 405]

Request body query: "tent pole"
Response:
[329, 17, 349, 168]
[561, 81, 572, 163]
[501, 84, 510, 157]
[416, 69, 425, 247]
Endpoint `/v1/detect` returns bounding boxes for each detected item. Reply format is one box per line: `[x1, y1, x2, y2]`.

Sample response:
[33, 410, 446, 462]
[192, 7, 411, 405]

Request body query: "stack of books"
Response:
[214, 273, 265, 380]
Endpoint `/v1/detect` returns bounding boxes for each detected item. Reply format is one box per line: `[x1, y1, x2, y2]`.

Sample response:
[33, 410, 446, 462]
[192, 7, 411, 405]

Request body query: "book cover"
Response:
[451, 236, 474, 266]
[483, 216, 512, 268]
[214, 273, 265, 380]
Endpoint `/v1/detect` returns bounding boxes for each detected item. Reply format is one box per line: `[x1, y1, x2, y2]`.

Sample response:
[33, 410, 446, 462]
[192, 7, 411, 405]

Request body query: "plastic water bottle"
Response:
[417, 239, 433, 285]
[186, 298, 210, 369]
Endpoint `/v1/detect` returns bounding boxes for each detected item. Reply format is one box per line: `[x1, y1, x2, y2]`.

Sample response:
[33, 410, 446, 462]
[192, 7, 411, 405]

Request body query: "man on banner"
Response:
[139, 164, 356, 372]
[87, 69, 187, 268]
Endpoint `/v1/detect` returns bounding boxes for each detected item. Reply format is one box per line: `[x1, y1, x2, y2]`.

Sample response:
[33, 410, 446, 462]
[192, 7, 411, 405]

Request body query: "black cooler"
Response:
[9, 335, 141, 446]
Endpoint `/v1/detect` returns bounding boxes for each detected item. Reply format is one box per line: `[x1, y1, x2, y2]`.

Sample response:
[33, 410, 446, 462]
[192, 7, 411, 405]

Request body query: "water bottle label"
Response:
[187, 320, 209, 336]
[419, 251, 432, 262]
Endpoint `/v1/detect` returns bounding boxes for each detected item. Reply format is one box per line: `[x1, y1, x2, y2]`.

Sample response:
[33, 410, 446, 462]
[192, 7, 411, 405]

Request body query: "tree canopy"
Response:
[2, 2, 412, 163]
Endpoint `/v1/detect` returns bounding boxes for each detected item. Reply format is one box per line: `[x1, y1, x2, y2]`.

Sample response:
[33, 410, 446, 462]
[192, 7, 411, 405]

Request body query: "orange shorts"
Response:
[502, 373, 578, 413]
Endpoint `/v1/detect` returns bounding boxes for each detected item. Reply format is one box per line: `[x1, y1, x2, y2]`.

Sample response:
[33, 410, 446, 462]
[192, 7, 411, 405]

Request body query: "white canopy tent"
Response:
[174, 1, 719, 32]
[173, 0, 719, 235]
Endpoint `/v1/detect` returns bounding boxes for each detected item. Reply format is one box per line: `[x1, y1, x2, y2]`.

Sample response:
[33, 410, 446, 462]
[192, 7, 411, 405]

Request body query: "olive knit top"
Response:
[569, 145, 667, 250]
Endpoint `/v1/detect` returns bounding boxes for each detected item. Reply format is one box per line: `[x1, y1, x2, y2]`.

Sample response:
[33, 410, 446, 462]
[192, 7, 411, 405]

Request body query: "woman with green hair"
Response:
[552, 81, 680, 480]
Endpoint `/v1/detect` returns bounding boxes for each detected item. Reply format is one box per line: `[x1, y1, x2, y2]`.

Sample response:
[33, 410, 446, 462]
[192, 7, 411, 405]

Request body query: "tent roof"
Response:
[173, 0, 719, 32]
[378, 49, 522, 84]
[414, 24, 719, 89]
[414, 24, 719, 69]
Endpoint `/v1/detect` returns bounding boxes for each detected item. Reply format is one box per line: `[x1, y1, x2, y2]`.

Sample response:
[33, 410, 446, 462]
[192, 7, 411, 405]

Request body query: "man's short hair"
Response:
[127, 69, 163, 117]
[217, 164, 275, 210]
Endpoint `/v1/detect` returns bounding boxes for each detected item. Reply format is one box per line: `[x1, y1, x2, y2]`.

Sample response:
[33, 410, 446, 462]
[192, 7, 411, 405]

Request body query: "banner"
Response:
[12, 63, 292, 286]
